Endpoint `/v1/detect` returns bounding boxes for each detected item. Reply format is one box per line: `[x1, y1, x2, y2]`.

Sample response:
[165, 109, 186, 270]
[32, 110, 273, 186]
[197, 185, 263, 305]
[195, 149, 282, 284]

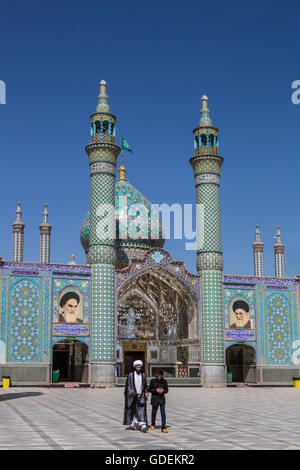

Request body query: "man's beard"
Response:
[64, 312, 76, 322]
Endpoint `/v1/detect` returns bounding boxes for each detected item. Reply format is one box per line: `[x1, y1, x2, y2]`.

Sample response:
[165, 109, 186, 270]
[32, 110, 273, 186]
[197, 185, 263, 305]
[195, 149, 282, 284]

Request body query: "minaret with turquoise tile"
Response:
[12, 202, 25, 262]
[190, 96, 225, 387]
[253, 225, 264, 277]
[39, 204, 52, 264]
[85, 80, 120, 383]
[274, 226, 285, 278]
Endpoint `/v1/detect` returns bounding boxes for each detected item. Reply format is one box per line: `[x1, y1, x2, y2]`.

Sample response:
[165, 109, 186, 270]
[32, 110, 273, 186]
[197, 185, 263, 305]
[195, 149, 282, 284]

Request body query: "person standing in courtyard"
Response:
[123, 360, 149, 432]
[149, 369, 168, 433]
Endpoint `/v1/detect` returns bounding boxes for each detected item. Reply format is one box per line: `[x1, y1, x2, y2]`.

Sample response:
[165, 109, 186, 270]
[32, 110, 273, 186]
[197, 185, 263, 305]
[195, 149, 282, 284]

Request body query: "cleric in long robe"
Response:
[123, 360, 149, 432]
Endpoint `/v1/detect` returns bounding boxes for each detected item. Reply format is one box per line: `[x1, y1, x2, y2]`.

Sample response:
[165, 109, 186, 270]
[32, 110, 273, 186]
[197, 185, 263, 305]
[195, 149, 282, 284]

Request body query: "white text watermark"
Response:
[94, 198, 206, 251]
[0, 80, 6, 104]
[291, 80, 300, 104]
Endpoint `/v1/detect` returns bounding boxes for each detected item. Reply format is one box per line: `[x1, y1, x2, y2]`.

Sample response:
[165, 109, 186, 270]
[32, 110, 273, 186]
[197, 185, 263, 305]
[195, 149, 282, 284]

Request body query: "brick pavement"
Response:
[1, 387, 300, 450]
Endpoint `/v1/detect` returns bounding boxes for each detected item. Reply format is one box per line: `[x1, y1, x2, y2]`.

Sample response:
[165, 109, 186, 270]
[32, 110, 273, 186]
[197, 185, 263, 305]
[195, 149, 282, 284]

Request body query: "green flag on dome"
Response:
[121, 137, 133, 153]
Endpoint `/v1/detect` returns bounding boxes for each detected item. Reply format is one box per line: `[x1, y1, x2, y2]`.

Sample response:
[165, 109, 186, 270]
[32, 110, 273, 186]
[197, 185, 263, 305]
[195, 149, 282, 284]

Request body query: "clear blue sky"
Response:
[0, 0, 299, 277]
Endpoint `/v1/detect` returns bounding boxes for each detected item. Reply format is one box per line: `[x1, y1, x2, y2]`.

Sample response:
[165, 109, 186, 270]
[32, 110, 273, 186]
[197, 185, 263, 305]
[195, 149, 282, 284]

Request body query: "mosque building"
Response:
[0, 81, 299, 387]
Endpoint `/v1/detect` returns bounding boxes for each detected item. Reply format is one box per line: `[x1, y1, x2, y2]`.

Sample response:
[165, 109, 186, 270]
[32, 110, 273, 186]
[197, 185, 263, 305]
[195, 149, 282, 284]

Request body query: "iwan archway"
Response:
[117, 264, 200, 378]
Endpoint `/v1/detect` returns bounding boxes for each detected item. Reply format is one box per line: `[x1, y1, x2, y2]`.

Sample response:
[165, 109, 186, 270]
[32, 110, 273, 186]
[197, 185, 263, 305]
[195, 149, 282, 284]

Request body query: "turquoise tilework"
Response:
[91, 264, 115, 362]
[90, 173, 115, 248]
[88, 148, 117, 164]
[201, 270, 224, 363]
[7, 277, 42, 362]
[0, 276, 8, 362]
[196, 184, 222, 252]
[256, 285, 298, 366]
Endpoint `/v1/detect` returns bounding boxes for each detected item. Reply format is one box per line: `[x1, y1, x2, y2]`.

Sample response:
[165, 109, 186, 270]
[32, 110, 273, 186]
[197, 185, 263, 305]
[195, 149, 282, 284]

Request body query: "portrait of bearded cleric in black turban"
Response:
[58, 288, 83, 323]
[229, 299, 252, 329]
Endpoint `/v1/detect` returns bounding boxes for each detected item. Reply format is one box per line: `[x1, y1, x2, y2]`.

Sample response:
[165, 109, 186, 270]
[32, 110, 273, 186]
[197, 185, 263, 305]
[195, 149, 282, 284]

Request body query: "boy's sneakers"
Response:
[162, 428, 168, 433]
[150, 425, 155, 430]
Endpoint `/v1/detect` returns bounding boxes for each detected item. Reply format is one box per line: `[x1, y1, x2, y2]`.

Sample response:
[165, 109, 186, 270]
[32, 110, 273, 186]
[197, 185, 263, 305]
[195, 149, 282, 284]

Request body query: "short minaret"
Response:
[190, 96, 225, 387]
[12, 202, 25, 262]
[39, 204, 52, 264]
[253, 225, 264, 277]
[274, 226, 285, 278]
[85, 80, 121, 383]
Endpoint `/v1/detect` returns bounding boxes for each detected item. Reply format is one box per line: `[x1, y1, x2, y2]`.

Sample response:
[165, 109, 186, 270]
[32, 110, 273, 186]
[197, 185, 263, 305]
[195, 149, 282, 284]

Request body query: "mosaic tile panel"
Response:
[0, 276, 8, 362]
[87, 245, 116, 265]
[196, 184, 222, 252]
[7, 277, 42, 362]
[197, 252, 223, 271]
[201, 270, 224, 364]
[89, 172, 115, 249]
[267, 293, 291, 364]
[42, 277, 51, 362]
[87, 147, 118, 164]
[192, 157, 222, 176]
[91, 264, 115, 362]
[256, 285, 298, 365]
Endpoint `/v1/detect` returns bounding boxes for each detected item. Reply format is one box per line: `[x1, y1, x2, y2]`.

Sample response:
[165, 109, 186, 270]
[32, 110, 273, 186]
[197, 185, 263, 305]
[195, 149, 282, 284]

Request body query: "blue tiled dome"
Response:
[80, 178, 164, 267]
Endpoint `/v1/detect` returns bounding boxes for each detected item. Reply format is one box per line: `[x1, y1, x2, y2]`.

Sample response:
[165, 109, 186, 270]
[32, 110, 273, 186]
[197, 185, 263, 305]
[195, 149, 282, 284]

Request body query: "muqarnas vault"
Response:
[0, 82, 299, 387]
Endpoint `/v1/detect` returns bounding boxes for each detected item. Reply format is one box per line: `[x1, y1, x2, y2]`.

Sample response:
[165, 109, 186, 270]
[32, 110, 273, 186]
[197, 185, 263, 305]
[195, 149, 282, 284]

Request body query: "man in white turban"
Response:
[123, 360, 149, 432]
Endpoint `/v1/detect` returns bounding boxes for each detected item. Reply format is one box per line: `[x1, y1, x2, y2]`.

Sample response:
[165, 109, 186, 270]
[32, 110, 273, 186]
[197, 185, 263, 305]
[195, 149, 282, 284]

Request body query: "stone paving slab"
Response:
[1, 387, 300, 449]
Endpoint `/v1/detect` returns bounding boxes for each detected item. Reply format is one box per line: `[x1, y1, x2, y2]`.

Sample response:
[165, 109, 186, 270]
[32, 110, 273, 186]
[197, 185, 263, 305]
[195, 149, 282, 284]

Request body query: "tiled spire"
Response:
[190, 96, 225, 387]
[274, 225, 285, 278]
[252, 224, 264, 277]
[85, 80, 121, 384]
[39, 204, 52, 263]
[12, 202, 25, 262]
[96, 80, 110, 113]
[199, 95, 212, 126]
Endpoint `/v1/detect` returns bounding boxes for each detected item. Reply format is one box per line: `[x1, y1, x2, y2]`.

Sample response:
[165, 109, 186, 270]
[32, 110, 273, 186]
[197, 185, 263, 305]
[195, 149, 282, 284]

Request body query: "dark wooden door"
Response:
[124, 351, 145, 376]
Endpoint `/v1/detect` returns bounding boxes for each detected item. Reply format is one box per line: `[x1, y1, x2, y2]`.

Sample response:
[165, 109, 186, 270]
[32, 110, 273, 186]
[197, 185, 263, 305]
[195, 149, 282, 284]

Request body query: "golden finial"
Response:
[119, 165, 126, 181]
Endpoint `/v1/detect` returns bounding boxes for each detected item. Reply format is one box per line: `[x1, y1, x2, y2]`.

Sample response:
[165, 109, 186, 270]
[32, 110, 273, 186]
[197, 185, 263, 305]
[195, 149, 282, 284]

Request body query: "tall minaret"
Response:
[253, 224, 264, 277]
[39, 204, 52, 264]
[12, 202, 25, 262]
[190, 96, 225, 387]
[85, 81, 120, 383]
[274, 225, 285, 278]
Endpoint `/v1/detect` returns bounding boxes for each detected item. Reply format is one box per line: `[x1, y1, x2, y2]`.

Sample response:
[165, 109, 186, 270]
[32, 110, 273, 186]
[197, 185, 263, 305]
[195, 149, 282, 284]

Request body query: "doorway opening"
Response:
[123, 350, 146, 376]
[52, 339, 88, 382]
[226, 344, 256, 383]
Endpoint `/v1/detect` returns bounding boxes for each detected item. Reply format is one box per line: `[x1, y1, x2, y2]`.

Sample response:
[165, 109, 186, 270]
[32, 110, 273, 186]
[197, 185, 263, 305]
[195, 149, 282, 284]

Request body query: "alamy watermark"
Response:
[94, 198, 205, 251]
[0, 80, 6, 104]
[291, 80, 300, 104]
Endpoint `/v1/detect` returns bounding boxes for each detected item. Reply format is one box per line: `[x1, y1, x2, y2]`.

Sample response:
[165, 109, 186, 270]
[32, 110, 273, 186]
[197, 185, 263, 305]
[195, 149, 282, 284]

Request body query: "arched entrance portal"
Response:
[117, 265, 199, 378]
[226, 344, 256, 383]
[52, 340, 88, 383]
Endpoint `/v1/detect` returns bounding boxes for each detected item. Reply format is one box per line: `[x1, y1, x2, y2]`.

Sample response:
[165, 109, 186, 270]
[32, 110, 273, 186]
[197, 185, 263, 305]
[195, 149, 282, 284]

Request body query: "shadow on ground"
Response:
[0, 392, 44, 401]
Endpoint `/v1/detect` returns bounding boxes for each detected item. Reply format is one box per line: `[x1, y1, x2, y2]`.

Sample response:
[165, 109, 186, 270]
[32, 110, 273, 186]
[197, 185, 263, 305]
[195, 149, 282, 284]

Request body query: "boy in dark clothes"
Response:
[148, 369, 168, 433]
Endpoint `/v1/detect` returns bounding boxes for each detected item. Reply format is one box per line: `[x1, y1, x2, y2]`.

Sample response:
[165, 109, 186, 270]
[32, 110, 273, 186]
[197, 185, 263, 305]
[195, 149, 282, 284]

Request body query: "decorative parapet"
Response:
[0, 261, 91, 276]
[224, 274, 298, 287]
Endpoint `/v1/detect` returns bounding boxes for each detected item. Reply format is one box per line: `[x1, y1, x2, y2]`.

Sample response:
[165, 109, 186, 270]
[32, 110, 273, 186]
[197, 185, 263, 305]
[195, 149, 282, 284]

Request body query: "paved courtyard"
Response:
[1, 386, 300, 450]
